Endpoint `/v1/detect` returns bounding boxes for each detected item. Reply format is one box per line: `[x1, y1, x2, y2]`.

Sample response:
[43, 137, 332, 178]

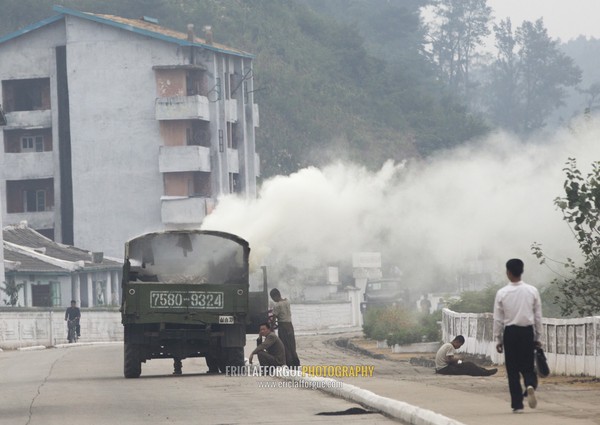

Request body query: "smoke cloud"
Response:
[201, 116, 600, 291]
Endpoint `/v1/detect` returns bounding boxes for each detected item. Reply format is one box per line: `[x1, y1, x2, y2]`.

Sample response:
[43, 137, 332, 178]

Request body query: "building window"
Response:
[2, 78, 51, 112]
[21, 135, 44, 152]
[6, 178, 54, 214]
[24, 189, 46, 212]
[187, 121, 210, 147]
[229, 173, 240, 193]
[50, 281, 61, 306]
[94, 281, 106, 306]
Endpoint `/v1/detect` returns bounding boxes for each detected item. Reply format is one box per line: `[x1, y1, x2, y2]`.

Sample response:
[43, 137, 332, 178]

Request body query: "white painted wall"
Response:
[292, 302, 354, 331]
[0, 310, 122, 349]
[0, 302, 356, 349]
[64, 17, 178, 257]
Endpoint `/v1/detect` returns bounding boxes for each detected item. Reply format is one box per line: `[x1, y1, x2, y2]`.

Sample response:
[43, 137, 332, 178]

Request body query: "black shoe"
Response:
[486, 368, 498, 376]
[173, 370, 182, 375]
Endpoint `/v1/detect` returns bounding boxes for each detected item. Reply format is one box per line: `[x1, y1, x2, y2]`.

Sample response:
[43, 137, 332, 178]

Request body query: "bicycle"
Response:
[67, 319, 79, 343]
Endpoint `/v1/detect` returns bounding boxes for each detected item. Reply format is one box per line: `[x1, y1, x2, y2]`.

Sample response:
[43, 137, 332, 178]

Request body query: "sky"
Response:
[488, 0, 600, 42]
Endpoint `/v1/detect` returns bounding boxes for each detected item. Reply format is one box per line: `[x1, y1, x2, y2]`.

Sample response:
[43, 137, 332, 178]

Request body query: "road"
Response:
[0, 341, 397, 425]
[3, 332, 600, 425]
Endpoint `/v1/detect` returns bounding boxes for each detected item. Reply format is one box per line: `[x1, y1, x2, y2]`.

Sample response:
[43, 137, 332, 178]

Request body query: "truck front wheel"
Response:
[124, 342, 142, 378]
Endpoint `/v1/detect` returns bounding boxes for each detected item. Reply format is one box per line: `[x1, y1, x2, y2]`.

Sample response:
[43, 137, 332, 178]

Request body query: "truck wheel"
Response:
[124, 342, 142, 378]
[205, 352, 221, 373]
[224, 347, 245, 368]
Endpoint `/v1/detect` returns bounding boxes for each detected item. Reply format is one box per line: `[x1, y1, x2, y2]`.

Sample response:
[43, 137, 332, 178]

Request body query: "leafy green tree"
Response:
[446, 284, 502, 313]
[363, 306, 441, 345]
[485, 19, 581, 134]
[532, 158, 600, 316]
[1, 279, 24, 306]
[429, 0, 492, 101]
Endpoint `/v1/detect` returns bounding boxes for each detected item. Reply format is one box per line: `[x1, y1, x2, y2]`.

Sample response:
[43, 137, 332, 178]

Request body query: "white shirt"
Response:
[435, 342, 455, 369]
[272, 299, 292, 322]
[493, 280, 543, 344]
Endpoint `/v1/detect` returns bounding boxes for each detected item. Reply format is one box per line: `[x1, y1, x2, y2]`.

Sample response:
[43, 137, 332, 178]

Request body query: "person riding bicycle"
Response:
[65, 300, 81, 339]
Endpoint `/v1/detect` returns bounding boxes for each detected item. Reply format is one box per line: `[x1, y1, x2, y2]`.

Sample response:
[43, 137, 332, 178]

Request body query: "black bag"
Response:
[535, 348, 550, 378]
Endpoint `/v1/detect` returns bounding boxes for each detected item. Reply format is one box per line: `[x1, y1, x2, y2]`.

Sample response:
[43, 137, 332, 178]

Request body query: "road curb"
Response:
[276, 370, 466, 425]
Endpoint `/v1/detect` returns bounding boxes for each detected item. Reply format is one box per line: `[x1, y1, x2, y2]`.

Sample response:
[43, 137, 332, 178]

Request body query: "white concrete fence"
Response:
[0, 301, 356, 350]
[0, 309, 123, 349]
[442, 308, 600, 378]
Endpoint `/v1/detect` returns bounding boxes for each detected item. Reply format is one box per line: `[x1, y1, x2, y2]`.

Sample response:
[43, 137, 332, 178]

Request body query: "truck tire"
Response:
[124, 342, 142, 378]
[224, 347, 245, 368]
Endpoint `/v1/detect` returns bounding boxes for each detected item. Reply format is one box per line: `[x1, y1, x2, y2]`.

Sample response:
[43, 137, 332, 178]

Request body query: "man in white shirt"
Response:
[493, 258, 543, 413]
[435, 335, 497, 376]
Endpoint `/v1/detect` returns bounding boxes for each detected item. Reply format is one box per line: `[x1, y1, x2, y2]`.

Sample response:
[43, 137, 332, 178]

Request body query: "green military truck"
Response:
[120, 229, 268, 378]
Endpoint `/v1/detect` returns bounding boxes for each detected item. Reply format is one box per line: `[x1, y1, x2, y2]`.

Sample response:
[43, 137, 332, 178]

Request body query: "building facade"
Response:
[0, 6, 259, 258]
[3, 222, 122, 308]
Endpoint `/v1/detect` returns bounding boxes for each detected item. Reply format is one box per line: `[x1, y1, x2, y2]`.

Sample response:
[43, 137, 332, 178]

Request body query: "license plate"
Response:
[150, 291, 224, 309]
[219, 315, 234, 324]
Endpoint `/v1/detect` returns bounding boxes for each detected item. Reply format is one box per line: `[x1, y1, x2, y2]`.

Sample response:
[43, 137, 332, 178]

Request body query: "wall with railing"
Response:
[442, 308, 600, 377]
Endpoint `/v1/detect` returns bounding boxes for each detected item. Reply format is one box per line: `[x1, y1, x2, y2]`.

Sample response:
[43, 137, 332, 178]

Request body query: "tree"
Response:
[486, 18, 519, 129]
[486, 19, 582, 134]
[1, 279, 24, 306]
[532, 158, 600, 316]
[429, 0, 492, 101]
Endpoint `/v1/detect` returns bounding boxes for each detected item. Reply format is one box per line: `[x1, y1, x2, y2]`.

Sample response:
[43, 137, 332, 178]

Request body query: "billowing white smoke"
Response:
[201, 116, 600, 290]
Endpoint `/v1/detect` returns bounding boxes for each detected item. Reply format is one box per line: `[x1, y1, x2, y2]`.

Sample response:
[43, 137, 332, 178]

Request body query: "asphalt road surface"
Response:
[0, 341, 397, 425]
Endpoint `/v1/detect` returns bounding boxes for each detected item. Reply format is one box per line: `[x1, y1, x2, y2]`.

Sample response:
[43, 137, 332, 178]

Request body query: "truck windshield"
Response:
[127, 232, 246, 284]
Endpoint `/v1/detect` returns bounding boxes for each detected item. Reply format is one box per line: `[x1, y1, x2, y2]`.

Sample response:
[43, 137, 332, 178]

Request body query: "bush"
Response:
[363, 306, 441, 346]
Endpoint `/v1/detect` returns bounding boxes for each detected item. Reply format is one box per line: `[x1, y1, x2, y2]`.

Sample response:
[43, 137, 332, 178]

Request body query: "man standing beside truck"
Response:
[270, 288, 300, 367]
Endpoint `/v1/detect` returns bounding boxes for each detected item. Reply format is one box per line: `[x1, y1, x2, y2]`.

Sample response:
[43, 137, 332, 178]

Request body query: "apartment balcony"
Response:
[159, 146, 211, 173]
[225, 99, 238, 122]
[3, 110, 52, 129]
[6, 211, 54, 229]
[4, 152, 54, 179]
[253, 104, 260, 127]
[255, 152, 261, 177]
[155, 95, 210, 121]
[227, 148, 239, 173]
[160, 196, 214, 224]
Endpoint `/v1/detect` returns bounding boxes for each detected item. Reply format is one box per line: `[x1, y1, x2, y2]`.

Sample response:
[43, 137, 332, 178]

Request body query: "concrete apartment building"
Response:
[0, 5, 260, 259]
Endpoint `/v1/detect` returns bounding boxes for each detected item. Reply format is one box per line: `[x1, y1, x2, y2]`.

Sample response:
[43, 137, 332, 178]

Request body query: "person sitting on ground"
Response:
[249, 322, 286, 372]
[435, 335, 497, 376]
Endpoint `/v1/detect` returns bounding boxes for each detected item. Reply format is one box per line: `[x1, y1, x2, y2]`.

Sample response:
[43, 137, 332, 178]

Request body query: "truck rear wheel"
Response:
[124, 342, 142, 378]
[224, 347, 245, 368]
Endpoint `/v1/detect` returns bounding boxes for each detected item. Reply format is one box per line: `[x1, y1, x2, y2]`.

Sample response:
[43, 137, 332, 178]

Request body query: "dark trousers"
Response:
[257, 351, 284, 367]
[436, 362, 492, 376]
[504, 325, 537, 409]
[278, 322, 300, 367]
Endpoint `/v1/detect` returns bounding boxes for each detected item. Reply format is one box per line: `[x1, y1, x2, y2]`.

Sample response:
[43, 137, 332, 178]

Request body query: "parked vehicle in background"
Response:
[360, 278, 411, 314]
[120, 230, 268, 378]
